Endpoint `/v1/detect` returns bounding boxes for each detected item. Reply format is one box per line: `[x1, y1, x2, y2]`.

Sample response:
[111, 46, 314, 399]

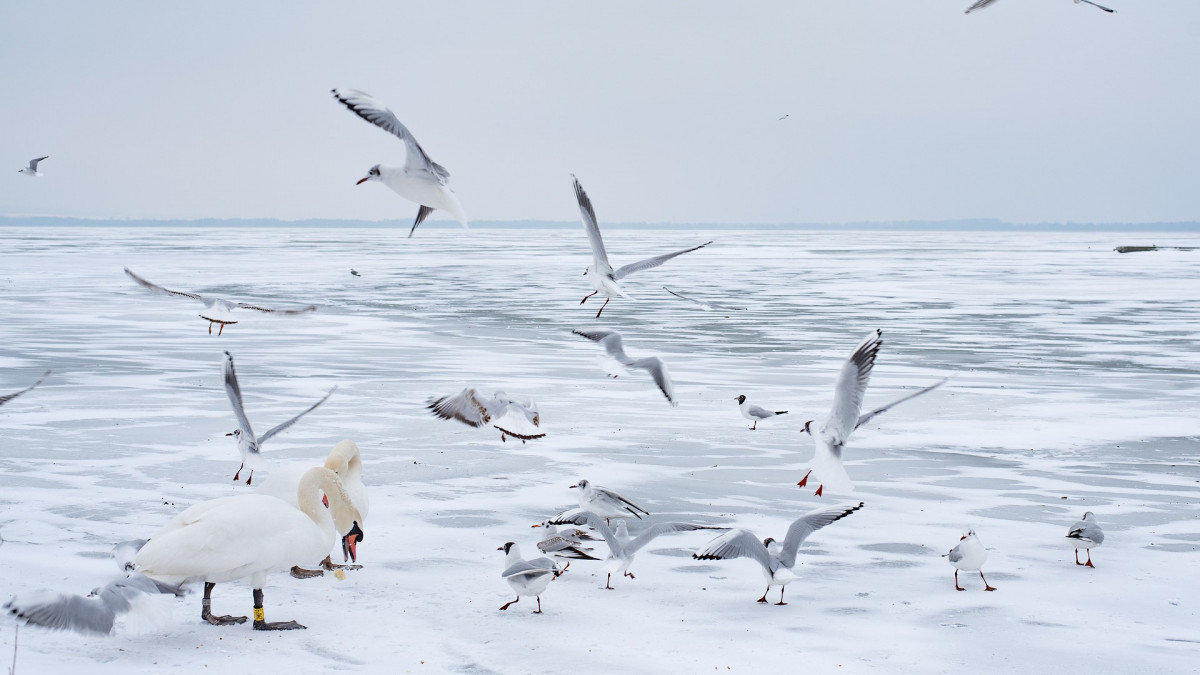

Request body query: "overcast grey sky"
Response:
[2, 2, 1198, 224]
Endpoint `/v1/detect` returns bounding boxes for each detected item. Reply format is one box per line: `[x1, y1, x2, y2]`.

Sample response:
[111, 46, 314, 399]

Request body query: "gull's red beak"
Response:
[356, 176, 370, 185]
[568, 484, 578, 489]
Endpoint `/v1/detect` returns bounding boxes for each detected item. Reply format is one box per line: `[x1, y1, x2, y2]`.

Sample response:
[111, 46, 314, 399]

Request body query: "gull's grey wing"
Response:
[538, 536, 600, 560]
[573, 328, 630, 363]
[124, 268, 202, 302]
[4, 573, 168, 636]
[692, 528, 771, 573]
[222, 351, 256, 443]
[501, 557, 559, 579]
[235, 302, 318, 315]
[1067, 516, 1105, 545]
[625, 523, 727, 556]
[947, 543, 965, 563]
[258, 386, 338, 444]
[747, 404, 776, 419]
[427, 388, 492, 427]
[572, 176, 614, 276]
[964, 0, 999, 13]
[331, 88, 450, 182]
[778, 502, 865, 568]
[1077, 0, 1115, 12]
[409, 205, 435, 238]
[594, 485, 651, 518]
[0, 370, 50, 407]
[613, 241, 713, 281]
[548, 510, 619, 555]
[630, 356, 677, 407]
[855, 377, 949, 430]
[824, 329, 882, 445]
[27, 156, 49, 171]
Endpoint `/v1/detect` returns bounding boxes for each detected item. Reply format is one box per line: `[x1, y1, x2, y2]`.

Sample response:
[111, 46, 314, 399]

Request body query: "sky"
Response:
[2, 1, 1198, 225]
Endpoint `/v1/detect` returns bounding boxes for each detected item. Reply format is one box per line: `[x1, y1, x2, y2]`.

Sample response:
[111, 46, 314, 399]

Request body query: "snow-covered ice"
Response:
[1, 226, 1198, 673]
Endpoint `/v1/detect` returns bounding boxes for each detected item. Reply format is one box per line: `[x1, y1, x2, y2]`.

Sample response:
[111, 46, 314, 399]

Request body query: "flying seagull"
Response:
[331, 88, 467, 238]
[223, 351, 336, 485]
[549, 510, 725, 589]
[573, 328, 677, 406]
[965, 0, 1115, 13]
[1, 370, 50, 407]
[572, 176, 712, 317]
[693, 502, 864, 605]
[426, 388, 545, 442]
[663, 286, 747, 312]
[18, 156, 49, 177]
[124, 268, 316, 335]
[798, 329, 948, 496]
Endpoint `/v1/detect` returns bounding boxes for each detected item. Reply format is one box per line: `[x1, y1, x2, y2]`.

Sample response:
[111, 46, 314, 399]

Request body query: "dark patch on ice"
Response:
[929, 477, 1028, 489]
[859, 542, 929, 555]
[648, 546, 697, 558]
[455, 663, 503, 675]
[1144, 543, 1200, 553]
[871, 559, 921, 569]
[1159, 533, 1200, 542]
[1165, 638, 1200, 644]
[1021, 619, 1069, 628]
[940, 623, 968, 628]
[826, 606, 870, 615]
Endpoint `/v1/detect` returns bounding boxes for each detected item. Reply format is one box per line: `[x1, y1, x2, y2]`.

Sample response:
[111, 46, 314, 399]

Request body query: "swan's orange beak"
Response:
[322, 494, 329, 508]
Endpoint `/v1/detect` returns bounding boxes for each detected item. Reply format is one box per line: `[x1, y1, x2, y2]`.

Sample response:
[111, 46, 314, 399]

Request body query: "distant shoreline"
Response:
[1, 217, 1198, 232]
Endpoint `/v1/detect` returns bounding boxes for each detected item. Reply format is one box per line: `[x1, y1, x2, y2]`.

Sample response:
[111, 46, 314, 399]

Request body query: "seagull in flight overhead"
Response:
[965, 0, 1115, 13]
[662, 287, 747, 313]
[1, 370, 50, 408]
[124, 268, 317, 335]
[426, 388, 545, 442]
[572, 329, 677, 406]
[798, 329, 949, 496]
[18, 156, 49, 177]
[331, 88, 467, 238]
[223, 351, 336, 485]
[571, 176, 712, 317]
[693, 502, 864, 605]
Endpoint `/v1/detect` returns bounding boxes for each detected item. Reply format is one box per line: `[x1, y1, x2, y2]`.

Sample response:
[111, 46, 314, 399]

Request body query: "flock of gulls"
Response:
[3, 80, 1110, 636]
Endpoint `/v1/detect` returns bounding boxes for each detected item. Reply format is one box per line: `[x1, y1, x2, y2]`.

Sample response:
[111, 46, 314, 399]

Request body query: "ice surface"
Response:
[1, 227, 1198, 673]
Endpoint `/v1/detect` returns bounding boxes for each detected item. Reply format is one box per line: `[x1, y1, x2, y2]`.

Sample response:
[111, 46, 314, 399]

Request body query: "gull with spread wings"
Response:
[693, 502, 864, 605]
[1, 370, 50, 408]
[798, 330, 949, 496]
[571, 176, 711, 317]
[426, 388, 545, 442]
[124, 268, 316, 335]
[572, 328, 677, 406]
[965, 0, 1115, 13]
[332, 88, 467, 238]
[223, 351, 336, 485]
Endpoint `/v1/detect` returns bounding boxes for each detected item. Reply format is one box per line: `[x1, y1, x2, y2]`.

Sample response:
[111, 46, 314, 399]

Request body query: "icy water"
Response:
[1, 226, 1198, 673]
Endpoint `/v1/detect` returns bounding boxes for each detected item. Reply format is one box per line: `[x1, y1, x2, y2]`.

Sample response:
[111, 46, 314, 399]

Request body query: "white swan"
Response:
[6, 467, 361, 633]
[256, 440, 369, 570]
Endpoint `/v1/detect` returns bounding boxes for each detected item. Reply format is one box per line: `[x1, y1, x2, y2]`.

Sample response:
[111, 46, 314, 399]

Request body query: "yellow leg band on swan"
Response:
[253, 607, 264, 622]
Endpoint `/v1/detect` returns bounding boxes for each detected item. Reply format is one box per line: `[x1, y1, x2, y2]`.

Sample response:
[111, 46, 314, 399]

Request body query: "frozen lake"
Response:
[1, 226, 1199, 673]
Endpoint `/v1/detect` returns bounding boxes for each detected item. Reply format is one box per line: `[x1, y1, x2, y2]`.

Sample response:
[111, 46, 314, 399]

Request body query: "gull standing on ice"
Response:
[573, 328, 677, 406]
[532, 522, 600, 561]
[550, 510, 725, 589]
[426, 387, 545, 442]
[798, 329, 949, 496]
[498, 542, 565, 614]
[18, 156, 49, 177]
[1066, 511, 1105, 568]
[124, 268, 317, 335]
[331, 88, 467, 238]
[944, 529, 996, 591]
[693, 502, 865, 605]
[223, 351, 336, 485]
[571, 176, 712, 317]
[567, 479, 650, 521]
[965, 0, 1115, 13]
[1, 370, 50, 408]
[735, 394, 788, 430]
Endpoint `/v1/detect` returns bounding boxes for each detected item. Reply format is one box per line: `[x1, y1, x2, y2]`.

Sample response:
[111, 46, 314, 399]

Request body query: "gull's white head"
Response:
[356, 164, 382, 185]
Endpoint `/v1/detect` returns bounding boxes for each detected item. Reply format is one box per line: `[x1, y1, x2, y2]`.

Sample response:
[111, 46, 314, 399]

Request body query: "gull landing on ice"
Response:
[797, 329, 949, 496]
[426, 388, 544, 443]
[124, 268, 317, 335]
[331, 88, 467, 238]
[223, 351, 336, 485]
[571, 176, 711, 317]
